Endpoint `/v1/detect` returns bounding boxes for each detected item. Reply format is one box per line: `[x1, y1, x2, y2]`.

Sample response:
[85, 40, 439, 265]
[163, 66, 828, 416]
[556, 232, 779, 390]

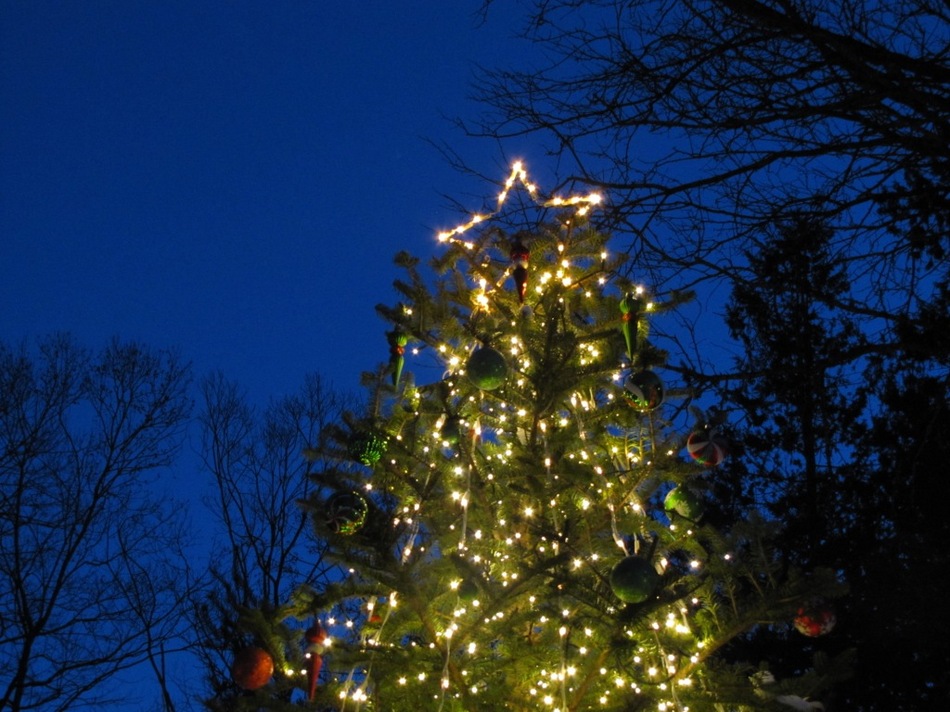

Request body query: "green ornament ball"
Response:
[348, 431, 388, 466]
[623, 370, 664, 410]
[664, 486, 705, 520]
[324, 491, 368, 535]
[440, 416, 462, 446]
[610, 555, 660, 603]
[466, 346, 508, 390]
[457, 579, 479, 603]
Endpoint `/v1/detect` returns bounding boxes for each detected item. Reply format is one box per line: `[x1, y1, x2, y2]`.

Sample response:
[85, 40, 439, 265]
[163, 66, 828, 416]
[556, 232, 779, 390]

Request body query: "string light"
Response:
[437, 161, 602, 246]
[306, 162, 758, 712]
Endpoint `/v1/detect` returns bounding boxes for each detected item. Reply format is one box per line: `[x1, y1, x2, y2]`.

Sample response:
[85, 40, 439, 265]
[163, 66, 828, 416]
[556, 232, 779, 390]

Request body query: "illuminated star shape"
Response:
[436, 161, 602, 247]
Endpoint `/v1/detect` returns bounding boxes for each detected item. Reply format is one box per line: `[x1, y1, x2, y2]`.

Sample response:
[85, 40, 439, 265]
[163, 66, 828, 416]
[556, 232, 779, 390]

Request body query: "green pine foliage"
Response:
[230, 205, 849, 710]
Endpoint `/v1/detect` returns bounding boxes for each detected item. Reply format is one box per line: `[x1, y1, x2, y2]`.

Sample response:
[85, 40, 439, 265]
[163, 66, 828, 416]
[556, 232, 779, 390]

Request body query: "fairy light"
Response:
[317, 166, 743, 711]
[437, 162, 602, 246]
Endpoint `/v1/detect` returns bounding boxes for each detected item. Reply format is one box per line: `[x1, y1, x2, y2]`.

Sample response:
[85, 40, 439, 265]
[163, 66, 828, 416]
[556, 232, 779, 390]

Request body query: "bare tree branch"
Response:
[0, 335, 193, 711]
[471, 0, 948, 312]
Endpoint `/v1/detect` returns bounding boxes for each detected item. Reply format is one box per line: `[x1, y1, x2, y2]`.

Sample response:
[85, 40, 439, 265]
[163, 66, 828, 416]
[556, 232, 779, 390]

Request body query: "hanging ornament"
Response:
[686, 427, 729, 466]
[305, 622, 327, 646]
[439, 415, 462, 446]
[231, 646, 274, 690]
[304, 623, 327, 700]
[323, 491, 368, 535]
[387, 329, 409, 387]
[347, 429, 388, 466]
[362, 599, 383, 624]
[457, 579, 480, 603]
[466, 345, 508, 390]
[793, 600, 837, 637]
[623, 370, 664, 410]
[609, 555, 660, 603]
[619, 292, 644, 361]
[664, 485, 705, 521]
[510, 240, 529, 303]
[305, 651, 323, 700]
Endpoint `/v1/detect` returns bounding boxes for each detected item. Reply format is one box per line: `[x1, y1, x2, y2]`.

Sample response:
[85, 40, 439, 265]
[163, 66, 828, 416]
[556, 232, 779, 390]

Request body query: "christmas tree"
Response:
[218, 164, 850, 711]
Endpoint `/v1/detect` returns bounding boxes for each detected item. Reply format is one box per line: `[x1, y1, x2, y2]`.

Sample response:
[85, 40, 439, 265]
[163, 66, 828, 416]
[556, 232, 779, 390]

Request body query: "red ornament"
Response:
[304, 622, 327, 700]
[306, 653, 323, 700]
[231, 646, 274, 690]
[305, 623, 326, 644]
[510, 241, 529, 303]
[686, 428, 729, 466]
[794, 601, 837, 637]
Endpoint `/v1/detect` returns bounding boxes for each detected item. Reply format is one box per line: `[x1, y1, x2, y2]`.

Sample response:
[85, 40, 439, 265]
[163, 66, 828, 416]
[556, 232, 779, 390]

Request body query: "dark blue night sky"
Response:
[1, 3, 556, 707]
[1, 1, 546, 404]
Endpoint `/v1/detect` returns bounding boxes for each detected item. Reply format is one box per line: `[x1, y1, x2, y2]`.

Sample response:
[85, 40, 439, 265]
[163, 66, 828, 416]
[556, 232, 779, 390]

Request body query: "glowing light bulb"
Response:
[437, 162, 603, 246]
